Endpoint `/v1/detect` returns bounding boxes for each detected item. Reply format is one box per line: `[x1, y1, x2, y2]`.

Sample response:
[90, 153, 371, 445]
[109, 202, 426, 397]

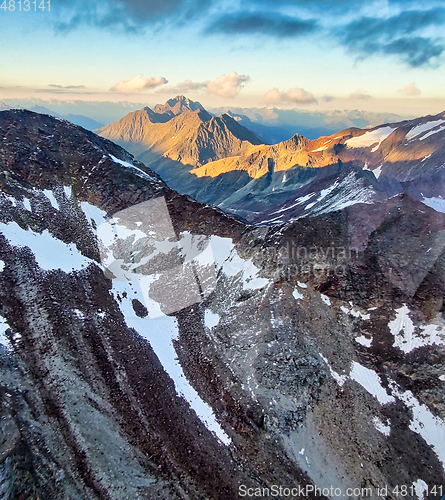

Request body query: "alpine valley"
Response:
[0, 101, 444, 499]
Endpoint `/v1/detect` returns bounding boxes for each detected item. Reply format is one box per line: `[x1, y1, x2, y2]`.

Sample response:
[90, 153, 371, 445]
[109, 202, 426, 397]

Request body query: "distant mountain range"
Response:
[0, 101, 104, 130]
[209, 106, 405, 142]
[97, 96, 445, 225]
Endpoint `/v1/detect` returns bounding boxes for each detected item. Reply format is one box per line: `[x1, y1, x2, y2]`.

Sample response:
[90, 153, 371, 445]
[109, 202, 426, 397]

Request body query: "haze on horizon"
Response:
[1, 0, 445, 117]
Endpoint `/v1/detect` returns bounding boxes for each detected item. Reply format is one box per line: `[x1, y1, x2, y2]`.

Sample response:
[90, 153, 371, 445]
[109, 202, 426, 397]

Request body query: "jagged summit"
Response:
[153, 95, 207, 117]
[97, 97, 264, 167]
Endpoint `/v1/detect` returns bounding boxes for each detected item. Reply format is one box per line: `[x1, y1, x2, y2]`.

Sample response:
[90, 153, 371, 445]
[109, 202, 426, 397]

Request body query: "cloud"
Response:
[48, 84, 86, 89]
[383, 36, 444, 67]
[322, 95, 335, 103]
[207, 72, 250, 98]
[349, 90, 372, 100]
[157, 79, 208, 94]
[110, 75, 168, 93]
[264, 87, 317, 105]
[54, 0, 209, 32]
[206, 12, 316, 38]
[338, 8, 445, 67]
[398, 82, 421, 97]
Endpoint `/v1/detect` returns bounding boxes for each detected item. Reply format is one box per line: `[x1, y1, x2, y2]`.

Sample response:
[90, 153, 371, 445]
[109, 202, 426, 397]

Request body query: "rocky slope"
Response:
[0, 110, 444, 499]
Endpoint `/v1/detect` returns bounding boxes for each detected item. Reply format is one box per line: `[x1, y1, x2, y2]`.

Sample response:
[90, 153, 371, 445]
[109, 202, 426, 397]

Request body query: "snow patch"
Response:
[292, 289, 303, 300]
[210, 236, 269, 290]
[373, 165, 383, 179]
[406, 119, 445, 141]
[271, 193, 316, 215]
[72, 309, 85, 319]
[373, 417, 390, 436]
[0, 221, 94, 272]
[43, 189, 59, 210]
[420, 124, 445, 140]
[391, 383, 445, 469]
[80, 202, 107, 229]
[23, 198, 31, 211]
[422, 197, 445, 214]
[317, 182, 338, 202]
[389, 305, 445, 353]
[0, 261, 4, 272]
[320, 294, 331, 306]
[0, 316, 12, 349]
[204, 309, 220, 329]
[340, 305, 370, 320]
[412, 479, 428, 500]
[297, 281, 307, 289]
[350, 362, 394, 405]
[110, 155, 155, 182]
[319, 353, 347, 387]
[345, 126, 393, 150]
[355, 335, 372, 347]
[311, 141, 330, 152]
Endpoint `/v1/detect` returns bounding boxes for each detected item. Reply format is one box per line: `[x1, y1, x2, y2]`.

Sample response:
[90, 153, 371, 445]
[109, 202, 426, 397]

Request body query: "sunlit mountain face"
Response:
[1, 0, 445, 497]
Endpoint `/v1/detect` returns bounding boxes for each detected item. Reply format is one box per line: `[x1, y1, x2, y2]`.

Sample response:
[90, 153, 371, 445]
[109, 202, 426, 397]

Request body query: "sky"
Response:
[1, 0, 445, 116]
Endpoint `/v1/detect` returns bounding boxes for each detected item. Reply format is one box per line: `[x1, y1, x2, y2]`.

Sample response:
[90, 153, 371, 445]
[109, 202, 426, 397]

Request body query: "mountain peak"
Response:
[153, 95, 207, 117]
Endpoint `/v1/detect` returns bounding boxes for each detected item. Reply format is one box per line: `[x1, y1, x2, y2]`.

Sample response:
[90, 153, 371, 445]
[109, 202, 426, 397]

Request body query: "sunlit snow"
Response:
[345, 126, 393, 150]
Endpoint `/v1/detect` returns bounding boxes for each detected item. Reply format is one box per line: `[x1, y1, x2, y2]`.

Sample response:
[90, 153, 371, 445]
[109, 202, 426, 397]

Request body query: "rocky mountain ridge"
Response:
[97, 96, 263, 168]
[106, 100, 445, 225]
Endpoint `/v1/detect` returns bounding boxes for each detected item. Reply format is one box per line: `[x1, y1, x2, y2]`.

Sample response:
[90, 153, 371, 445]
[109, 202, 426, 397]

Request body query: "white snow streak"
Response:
[110, 155, 154, 182]
[350, 362, 394, 405]
[406, 119, 445, 141]
[43, 189, 59, 210]
[111, 280, 230, 444]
